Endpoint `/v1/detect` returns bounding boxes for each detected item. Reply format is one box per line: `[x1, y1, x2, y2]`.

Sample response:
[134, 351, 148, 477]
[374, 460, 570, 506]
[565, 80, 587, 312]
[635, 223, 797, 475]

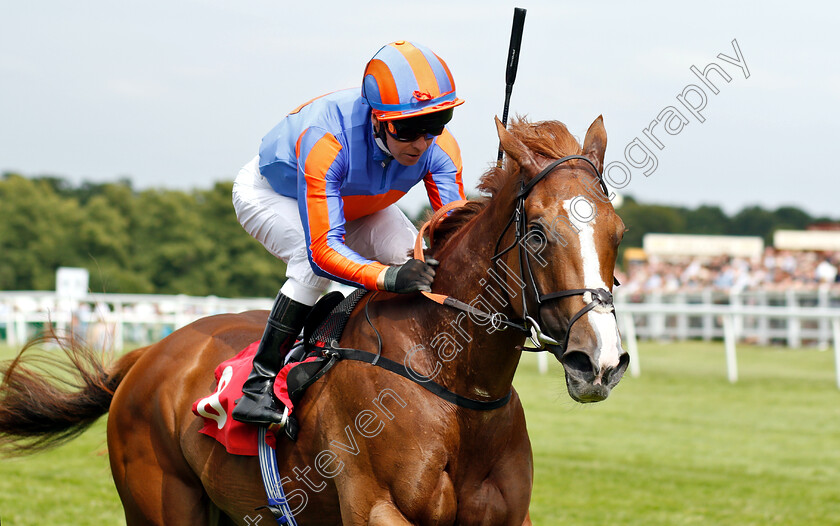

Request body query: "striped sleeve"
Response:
[296, 127, 388, 290]
[423, 129, 465, 211]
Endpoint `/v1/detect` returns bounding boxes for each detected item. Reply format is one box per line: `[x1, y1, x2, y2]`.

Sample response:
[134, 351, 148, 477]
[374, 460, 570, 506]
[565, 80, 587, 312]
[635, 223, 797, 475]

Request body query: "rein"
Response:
[413, 200, 530, 335]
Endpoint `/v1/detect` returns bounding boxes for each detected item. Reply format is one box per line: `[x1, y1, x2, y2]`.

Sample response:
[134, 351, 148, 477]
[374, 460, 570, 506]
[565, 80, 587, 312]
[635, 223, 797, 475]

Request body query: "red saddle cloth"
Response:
[191, 341, 317, 456]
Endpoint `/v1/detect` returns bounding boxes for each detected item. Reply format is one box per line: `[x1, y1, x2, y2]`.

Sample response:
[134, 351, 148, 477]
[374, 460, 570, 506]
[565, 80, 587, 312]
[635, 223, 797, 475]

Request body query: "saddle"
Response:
[191, 289, 368, 454]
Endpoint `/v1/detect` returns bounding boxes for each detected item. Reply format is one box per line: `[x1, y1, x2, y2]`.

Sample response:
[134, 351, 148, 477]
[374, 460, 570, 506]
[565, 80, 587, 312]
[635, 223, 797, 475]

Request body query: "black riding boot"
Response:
[232, 292, 311, 426]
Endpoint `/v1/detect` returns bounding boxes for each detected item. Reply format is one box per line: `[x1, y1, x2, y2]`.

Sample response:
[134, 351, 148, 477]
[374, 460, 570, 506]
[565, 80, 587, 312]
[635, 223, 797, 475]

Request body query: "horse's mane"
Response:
[427, 117, 583, 256]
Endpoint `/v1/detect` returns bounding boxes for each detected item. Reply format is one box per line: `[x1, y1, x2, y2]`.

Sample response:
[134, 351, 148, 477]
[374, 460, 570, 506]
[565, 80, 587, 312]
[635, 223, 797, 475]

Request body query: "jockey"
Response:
[231, 41, 466, 426]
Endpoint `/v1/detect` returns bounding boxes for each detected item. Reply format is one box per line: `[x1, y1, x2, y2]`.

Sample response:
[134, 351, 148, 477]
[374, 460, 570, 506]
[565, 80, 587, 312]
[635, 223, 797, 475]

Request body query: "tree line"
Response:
[1, 172, 834, 297]
[0, 173, 284, 297]
[616, 196, 833, 247]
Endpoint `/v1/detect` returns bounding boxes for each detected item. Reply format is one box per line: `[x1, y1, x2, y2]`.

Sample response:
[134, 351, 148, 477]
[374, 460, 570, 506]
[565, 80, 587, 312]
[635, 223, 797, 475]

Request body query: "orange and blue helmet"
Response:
[362, 41, 465, 121]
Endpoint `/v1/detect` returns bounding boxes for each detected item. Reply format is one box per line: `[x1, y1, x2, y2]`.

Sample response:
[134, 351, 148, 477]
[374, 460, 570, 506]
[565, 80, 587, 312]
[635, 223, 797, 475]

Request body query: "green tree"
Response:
[0, 174, 290, 296]
[192, 182, 287, 298]
[616, 196, 687, 248]
[773, 206, 812, 231]
[684, 205, 730, 235]
[127, 189, 214, 295]
[728, 206, 779, 244]
[0, 174, 86, 290]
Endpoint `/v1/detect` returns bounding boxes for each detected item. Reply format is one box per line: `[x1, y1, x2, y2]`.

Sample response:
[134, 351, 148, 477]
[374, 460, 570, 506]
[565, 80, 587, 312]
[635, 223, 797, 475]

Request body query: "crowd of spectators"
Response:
[619, 248, 840, 295]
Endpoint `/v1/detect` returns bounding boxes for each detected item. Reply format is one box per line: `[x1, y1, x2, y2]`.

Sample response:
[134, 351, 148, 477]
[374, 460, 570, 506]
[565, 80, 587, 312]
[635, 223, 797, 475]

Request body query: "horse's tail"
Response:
[0, 332, 145, 456]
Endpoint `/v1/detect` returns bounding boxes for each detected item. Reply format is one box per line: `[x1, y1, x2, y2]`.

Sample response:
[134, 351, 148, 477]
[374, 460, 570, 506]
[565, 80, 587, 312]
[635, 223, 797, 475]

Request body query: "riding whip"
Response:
[497, 7, 527, 167]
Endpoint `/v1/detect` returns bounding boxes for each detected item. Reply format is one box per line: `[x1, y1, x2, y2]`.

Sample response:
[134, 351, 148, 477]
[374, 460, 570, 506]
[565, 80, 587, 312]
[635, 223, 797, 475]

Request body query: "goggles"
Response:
[384, 108, 454, 142]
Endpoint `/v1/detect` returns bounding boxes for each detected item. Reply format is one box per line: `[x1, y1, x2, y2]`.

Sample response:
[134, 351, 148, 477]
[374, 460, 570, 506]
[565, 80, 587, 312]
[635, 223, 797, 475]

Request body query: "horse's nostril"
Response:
[561, 351, 596, 382]
[604, 352, 630, 387]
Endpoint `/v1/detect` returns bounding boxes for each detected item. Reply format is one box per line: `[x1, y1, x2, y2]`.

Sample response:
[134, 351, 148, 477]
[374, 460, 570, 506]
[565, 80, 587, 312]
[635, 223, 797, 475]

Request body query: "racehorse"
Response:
[0, 116, 628, 525]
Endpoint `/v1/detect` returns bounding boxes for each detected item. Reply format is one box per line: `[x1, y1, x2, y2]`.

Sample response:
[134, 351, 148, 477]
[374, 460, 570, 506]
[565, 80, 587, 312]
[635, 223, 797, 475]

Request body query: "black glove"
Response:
[382, 258, 438, 293]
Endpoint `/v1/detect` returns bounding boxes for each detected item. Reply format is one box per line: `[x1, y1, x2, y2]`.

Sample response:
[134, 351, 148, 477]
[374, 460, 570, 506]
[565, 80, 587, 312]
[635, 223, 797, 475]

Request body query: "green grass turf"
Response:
[516, 342, 840, 525]
[1, 341, 838, 525]
[0, 344, 125, 526]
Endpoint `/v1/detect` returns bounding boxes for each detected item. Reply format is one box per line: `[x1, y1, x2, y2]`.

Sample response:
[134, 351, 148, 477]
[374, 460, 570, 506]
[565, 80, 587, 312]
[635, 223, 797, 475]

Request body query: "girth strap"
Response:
[329, 346, 512, 411]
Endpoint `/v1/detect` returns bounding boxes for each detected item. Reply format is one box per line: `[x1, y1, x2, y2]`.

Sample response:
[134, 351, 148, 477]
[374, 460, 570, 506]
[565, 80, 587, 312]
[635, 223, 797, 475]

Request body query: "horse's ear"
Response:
[582, 115, 607, 172]
[495, 116, 539, 175]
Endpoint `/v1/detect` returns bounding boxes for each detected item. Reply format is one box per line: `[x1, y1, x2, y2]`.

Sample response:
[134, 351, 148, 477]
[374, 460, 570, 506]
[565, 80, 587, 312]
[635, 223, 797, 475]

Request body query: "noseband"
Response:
[491, 154, 619, 355]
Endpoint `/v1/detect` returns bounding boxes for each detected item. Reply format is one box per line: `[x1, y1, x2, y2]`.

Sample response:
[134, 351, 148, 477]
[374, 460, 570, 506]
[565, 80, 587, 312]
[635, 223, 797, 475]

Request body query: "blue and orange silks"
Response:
[258, 88, 464, 290]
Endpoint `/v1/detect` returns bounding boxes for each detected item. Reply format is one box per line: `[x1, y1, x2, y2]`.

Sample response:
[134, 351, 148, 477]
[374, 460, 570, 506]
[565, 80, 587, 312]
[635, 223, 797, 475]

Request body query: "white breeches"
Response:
[231, 156, 418, 305]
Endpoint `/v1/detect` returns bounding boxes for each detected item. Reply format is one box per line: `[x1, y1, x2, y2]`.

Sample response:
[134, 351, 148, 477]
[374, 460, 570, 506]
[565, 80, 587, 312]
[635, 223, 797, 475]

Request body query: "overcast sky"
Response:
[1, 1, 837, 219]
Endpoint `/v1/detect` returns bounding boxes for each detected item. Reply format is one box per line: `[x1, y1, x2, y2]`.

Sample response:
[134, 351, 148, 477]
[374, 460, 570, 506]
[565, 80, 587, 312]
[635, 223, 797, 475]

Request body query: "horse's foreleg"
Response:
[521, 510, 533, 525]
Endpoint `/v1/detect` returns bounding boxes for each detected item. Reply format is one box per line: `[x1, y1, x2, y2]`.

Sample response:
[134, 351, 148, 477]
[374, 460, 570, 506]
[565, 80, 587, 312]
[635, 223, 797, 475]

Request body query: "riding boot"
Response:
[232, 292, 311, 426]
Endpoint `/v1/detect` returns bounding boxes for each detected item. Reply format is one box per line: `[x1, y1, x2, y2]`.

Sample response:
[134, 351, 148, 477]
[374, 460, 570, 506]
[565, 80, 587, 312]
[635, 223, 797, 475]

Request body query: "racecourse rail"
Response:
[1, 288, 839, 388]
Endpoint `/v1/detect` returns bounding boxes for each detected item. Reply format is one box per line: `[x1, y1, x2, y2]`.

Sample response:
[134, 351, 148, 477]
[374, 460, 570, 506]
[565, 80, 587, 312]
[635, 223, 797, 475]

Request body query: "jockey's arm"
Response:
[423, 129, 465, 210]
[296, 127, 388, 290]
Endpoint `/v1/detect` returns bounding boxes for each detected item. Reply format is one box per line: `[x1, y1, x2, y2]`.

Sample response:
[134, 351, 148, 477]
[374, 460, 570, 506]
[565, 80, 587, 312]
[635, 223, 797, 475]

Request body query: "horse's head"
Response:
[496, 116, 629, 403]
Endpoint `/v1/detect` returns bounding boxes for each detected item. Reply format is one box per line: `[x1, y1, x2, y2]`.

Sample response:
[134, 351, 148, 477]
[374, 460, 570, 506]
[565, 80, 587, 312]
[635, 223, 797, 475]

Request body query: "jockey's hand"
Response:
[382, 258, 439, 293]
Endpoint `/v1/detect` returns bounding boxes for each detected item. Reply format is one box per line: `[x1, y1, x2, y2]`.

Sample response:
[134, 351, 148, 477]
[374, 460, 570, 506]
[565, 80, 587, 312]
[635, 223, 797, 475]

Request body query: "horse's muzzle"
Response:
[557, 349, 630, 403]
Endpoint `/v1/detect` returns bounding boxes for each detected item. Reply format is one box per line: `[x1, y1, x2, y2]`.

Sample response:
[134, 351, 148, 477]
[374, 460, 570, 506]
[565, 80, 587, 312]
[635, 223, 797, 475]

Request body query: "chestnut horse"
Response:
[0, 116, 628, 525]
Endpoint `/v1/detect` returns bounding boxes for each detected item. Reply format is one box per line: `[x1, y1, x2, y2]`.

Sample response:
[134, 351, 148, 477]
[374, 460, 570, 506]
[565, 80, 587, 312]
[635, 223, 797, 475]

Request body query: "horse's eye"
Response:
[525, 222, 548, 247]
[528, 222, 544, 234]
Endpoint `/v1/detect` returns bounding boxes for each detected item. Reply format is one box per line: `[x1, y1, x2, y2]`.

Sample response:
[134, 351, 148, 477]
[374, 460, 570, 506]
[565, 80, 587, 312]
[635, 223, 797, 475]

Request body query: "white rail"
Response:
[3, 289, 840, 388]
[0, 291, 272, 351]
[615, 288, 840, 346]
[614, 302, 840, 388]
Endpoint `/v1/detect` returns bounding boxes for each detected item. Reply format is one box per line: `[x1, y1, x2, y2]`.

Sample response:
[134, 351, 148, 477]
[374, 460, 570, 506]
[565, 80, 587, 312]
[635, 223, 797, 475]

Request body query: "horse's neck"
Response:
[425, 199, 526, 401]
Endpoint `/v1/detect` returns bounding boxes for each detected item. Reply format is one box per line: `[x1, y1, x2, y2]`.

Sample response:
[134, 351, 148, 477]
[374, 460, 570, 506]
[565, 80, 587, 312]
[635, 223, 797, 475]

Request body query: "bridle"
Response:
[491, 154, 619, 355]
[343, 153, 623, 411]
[416, 154, 619, 357]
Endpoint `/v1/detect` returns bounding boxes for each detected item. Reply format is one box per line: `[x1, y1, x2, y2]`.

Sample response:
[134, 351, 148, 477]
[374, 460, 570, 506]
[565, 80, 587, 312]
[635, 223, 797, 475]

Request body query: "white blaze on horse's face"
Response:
[562, 197, 622, 371]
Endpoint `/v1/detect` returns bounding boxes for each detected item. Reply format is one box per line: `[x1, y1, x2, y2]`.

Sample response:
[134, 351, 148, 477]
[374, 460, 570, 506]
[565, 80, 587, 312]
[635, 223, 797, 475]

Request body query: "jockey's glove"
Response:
[382, 258, 439, 294]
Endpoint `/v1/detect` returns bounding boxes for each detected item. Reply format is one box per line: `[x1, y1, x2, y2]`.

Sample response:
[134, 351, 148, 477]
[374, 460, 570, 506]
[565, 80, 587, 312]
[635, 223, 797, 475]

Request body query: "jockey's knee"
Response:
[280, 278, 328, 307]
